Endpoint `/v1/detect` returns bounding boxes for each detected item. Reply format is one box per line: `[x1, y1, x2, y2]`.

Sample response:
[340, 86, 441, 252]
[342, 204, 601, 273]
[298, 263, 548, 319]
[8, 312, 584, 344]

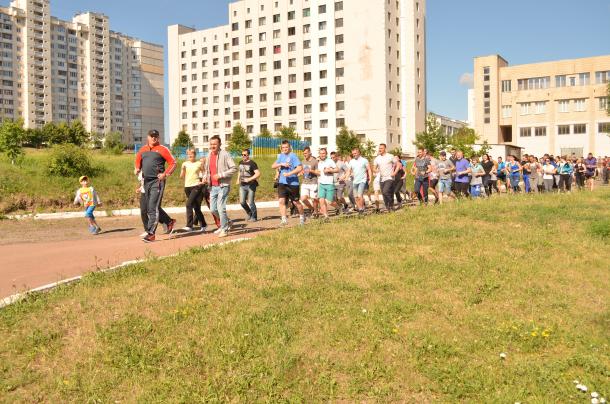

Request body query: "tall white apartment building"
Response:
[0, 0, 164, 144]
[168, 0, 426, 154]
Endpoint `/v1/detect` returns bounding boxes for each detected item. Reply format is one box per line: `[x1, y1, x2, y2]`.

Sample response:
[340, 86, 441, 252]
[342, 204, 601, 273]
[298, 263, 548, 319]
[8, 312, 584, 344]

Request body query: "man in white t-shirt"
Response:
[317, 148, 340, 220]
[348, 147, 372, 214]
[373, 143, 395, 211]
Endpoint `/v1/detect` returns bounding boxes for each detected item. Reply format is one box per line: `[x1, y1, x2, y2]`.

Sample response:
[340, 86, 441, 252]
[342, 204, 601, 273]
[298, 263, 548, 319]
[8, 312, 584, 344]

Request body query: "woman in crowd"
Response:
[542, 157, 557, 193]
[506, 155, 522, 193]
[180, 149, 206, 232]
[481, 154, 497, 196]
[574, 158, 587, 190]
[557, 156, 573, 192]
[469, 156, 485, 198]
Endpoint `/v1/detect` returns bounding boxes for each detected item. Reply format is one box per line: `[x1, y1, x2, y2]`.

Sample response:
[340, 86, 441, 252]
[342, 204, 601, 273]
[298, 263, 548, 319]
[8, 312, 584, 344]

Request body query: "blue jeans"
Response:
[239, 183, 257, 220]
[523, 173, 531, 193]
[210, 185, 230, 230]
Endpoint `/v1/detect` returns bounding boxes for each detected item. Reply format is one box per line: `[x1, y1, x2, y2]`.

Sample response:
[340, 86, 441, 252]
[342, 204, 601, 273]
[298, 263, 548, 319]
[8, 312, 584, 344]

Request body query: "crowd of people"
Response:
[72, 129, 610, 241]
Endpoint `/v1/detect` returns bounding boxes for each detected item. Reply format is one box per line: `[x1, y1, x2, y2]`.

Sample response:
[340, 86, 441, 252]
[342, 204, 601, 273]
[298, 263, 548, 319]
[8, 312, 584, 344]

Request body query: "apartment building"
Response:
[0, 0, 163, 144]
[430, 112, 467, 137]
[168, 0, 426, 154]
[473, 54, 610, 157]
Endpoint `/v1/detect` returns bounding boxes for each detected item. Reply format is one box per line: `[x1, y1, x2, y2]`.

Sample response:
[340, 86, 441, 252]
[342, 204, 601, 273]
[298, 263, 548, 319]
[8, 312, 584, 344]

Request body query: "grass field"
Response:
[0, 190, 609, 401]
[0, 149, 279, 215]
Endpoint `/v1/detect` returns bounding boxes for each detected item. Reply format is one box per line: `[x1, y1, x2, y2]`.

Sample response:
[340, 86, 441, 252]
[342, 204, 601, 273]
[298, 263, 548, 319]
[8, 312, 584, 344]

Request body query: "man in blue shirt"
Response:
[272, 140, 305, 226]
[454, 150, 471, 198]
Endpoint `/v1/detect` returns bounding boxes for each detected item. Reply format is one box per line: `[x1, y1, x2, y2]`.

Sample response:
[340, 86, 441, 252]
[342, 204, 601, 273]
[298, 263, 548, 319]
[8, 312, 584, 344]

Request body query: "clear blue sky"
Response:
[4, 0, 610, 128]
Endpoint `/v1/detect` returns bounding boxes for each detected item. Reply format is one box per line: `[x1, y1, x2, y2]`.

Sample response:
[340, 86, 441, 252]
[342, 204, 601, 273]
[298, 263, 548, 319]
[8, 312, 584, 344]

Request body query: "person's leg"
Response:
[239, 184, 252, 218]
[544, 178, 553, 192]
[566, 175, 572, 192]
[393, 178, 403, 204]
[279, 197, 287, 218]
[145, 179, 164, 235]
[185, 187, 195, 228]
[218, 186, 230, 230]
[210, 186, 220, 228]
[248, 184, 258, 220]
[139, 193, 148, 229]
[381, 180, 394, 210]
[523, 174, 530, 193]
[421, 180, 429, 203]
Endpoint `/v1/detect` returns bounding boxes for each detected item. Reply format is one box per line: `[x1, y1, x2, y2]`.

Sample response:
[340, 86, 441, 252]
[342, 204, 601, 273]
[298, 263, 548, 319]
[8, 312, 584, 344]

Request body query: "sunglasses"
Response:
[241, 154, 248, 157]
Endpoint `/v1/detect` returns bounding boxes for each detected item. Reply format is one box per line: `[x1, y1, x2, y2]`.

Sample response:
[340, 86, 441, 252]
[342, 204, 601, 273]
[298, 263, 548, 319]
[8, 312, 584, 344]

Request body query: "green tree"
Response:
[227, 123, 252, 154]
[413, 113, 448, 155]
[0, 119, 25, 164]
[448, 127, 490, 158]
[68, 120, 90, 146]
[258, 127, 273, 138]
[172, 130, 193, 151]
[361, 139, 377, 161]
[275, 126, 300, 141]
[24, 128, 47, 149]
[390, 146, 403, 157]
[91, 132, 104, 149]
[43, 122, 69, 145]
[336, 126, 360, 156]
[103, 131, 126, 155]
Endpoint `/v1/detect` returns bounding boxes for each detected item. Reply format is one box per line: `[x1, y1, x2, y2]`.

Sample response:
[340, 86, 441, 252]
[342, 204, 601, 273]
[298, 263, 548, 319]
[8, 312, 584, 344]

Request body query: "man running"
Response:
[453, 150, 471, 198]
[134, 129, 177, 243]
[272, 140, 305, 226]
[374, 143, 395, 211]
[348, 147, 372, 215]
[436, 151, 454, 204]
[332, 152, 351, 213]
[317, 148, 339, 220]
[411, 148, 432, 205]
[300, 146, 319, 217]
[584, 153, 597, 191]
[205, 135, 237, 238]
[236, 148, 261, 222]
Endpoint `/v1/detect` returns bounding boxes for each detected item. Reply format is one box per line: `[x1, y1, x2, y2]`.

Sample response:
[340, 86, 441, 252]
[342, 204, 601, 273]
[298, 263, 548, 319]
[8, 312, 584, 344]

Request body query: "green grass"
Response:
[0, 149, 279, 215]
[1, 191, 609, 401]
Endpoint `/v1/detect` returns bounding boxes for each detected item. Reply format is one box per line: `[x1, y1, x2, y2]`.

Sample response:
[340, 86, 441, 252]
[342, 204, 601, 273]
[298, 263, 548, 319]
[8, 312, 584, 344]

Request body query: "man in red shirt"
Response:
[134, 129, 177, 243]
[204, 135, 237, 237]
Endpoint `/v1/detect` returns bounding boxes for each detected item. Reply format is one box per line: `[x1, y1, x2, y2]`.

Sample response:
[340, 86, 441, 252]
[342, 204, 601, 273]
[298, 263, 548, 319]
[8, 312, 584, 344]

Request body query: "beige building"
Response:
[473, 54, 610, 157]
[0, 0, 164, 144]
[168, 0, 426, 154]
[430, 112, 467, 137]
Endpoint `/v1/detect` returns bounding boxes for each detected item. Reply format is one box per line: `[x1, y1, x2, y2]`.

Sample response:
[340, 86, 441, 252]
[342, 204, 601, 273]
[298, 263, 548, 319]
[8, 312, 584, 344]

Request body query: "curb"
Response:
[9, 201, 281, 221]
[0, 237, 251, 309]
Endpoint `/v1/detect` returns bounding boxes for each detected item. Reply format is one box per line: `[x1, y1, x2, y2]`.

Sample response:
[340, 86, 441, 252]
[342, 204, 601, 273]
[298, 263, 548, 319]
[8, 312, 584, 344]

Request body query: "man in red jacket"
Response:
[134, 129, 177, 243]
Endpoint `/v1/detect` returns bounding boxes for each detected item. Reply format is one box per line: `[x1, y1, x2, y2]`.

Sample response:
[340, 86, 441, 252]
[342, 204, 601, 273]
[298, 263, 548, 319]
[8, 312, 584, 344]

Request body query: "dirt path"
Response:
[0, 208, 284, 299]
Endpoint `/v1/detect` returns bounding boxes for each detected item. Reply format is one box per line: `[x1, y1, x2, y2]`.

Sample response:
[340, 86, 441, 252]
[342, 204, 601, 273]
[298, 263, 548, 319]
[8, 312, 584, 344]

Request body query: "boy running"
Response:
[73, 175, 102, 235]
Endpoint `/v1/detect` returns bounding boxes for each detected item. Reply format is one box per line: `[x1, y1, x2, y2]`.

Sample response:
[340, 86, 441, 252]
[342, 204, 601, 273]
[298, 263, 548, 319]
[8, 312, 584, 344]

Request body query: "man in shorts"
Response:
[317, 148, 339, 219]
[436, 151, 454, 204]
[332, 152, 351, 213]
[300, 146, 319, 217]
[272, 140, 305, 226]
[348, 147, 372, 214]
[584, 153, 597, 191]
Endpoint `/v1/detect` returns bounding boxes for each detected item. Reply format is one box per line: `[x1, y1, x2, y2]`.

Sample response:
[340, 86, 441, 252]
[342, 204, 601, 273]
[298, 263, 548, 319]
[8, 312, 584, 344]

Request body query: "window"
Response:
[598, 122, 610, 133]
[336, 51, 344, 61]
[319, 54, 327, 63]
[517, 76, 550, 90]
[289, 106, 297, 115]
[259, 32, 266, 41]
[335, 34, 344, 44]
[260, 108, 267, 117]
[260, 93, 267, 102]
[274, 76, 281, 85]
[535, 127, 546, 137]
[336, 84, 344, 94]
[273, 14, 280, 23]
[274, 92, 282, 101]
[320, 70, 327, 79]
[320, 120, 329, 128]
[288, 11, 295, 20]
[274, 107, 282, 116]
[336, 68, 344, 77]
[303, 24, 310, 34]
[303, 56, 311, 65]
[558, 100, 569, 113]
[304, 88, 312, 97]
[599, 97, 608, 111]
[304, 72, 312, 81]
[595, 71, 610, 84]
[501, 80, 511, 92]
[336, 101, 345, 110]
[319, 37, 327, 47]
[259, 47, 266, 57]
[335, 1, 343, 11]
[578, 72, 590, 86]
[288, 27, 296, 36]
[319, 5, 327, 14]
[289, 90, 297, 99]
[573, 124, 587, 134]
[534, 101, 546, 114]
[273, 45, 281, 54]
[303, 8, 310, 17]
[303, 40, 311, 49]
[575, 98, 586, 112]
[259, 16, 266, 26]
[557, 125, 570, 135]
[274, 60, 281, 70]
[320, 136, 328, 144]
[519, 102, 530, 115]
[304, 104, 312, 113]
[501, 105, 512, 118]
[320, 103, 328, 112]
[319, 21, 327, 30]
[273, 29, 281, 39]
[335, 18, 343, 28]
[260, 62, 267, 72]
[555, 75, 566, 88]
[304, 121, 312, 130]
[519, 127, 531, 137]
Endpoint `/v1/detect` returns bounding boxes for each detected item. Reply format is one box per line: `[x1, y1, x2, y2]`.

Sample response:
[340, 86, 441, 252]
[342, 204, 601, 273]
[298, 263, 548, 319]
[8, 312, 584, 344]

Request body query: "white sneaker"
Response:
[199, 226, 207, 233]
[213, 228, 223, 235]
[279, 219, 288, 227]
[182, 226, 194, 232]
[217, 229, 228, 238]
[139, 232, 148, 238]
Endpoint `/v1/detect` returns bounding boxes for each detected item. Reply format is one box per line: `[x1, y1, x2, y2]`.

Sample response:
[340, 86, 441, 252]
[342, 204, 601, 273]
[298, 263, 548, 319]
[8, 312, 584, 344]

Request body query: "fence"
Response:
[251, 137, 310, 158]
[135, 137, 310, 160]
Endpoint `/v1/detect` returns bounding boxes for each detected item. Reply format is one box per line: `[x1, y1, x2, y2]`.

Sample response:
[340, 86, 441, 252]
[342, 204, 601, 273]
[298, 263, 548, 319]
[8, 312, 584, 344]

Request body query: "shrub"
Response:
[103, 131, 126, 155]
[47, 144, 94, 177]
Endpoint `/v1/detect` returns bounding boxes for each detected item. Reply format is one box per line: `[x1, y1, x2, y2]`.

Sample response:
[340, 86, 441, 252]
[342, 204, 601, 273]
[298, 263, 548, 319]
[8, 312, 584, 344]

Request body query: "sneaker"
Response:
[299, 217, 306, 226]
[199, 226, 207, 233]
[142, 233, 155, 243]
[217, 229, 228, 238]
[94, 227, 102, 235]
[88, 225, 96, 234]
[165, 219, 176, 234]
[161, 223, 168, 233]
[247, 217, 258, 222]
[139, 231, 148, 238]
[279, 219, 288, 227]
[213, 227, 223, 235]
[227, 220, 233, 230]
[181, 226, 194, 232]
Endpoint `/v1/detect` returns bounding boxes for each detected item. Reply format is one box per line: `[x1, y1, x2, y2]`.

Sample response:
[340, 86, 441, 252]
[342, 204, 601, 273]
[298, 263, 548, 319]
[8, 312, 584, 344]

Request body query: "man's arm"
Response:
[158, 146, 177, 177]
[220, 152, 237, 178]
[134, 147, 144, 174]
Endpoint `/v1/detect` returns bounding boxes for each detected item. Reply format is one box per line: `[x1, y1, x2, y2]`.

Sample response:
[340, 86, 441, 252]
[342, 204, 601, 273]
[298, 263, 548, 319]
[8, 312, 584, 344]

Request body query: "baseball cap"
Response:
[148, 129, 160, 137]
[79, 175, 88, 182]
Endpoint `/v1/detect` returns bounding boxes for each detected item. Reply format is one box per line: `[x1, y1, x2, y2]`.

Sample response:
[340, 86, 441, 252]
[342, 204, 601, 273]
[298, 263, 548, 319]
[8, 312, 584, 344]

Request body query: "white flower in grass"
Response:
[592, 399, 599, 404]
[499, 352, 507, 359]
[592, 393, 599, 398]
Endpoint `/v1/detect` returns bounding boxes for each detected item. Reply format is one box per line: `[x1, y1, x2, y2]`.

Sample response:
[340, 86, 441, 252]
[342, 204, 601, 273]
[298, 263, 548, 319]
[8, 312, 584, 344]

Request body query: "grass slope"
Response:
[0, 150, 279, 215]
[1, 191, 609, 401]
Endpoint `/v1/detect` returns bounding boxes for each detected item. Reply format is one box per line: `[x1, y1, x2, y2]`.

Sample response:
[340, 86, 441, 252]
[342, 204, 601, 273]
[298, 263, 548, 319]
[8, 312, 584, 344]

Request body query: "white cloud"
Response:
[459, 72, 474, 88]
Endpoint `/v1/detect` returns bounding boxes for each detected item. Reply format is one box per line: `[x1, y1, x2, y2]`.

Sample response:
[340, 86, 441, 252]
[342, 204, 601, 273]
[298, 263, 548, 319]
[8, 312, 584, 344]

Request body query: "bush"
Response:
[103, 131, 126, 155]
[47, 144, 94, 177]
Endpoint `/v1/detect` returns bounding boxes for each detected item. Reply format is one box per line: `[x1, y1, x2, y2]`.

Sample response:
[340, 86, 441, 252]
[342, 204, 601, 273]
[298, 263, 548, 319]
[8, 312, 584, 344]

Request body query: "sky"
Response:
[3, 0, 609, 129]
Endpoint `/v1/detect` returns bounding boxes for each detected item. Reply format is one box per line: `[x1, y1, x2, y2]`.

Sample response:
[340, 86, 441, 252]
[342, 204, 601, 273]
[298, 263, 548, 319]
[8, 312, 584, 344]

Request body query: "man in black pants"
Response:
[134, 129, 177, 243]
[373, 143, 395, 211]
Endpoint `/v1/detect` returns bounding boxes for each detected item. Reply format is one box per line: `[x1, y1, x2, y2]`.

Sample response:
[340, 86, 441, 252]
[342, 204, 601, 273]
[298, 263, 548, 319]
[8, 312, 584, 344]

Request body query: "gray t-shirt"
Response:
[414, 157, 431, 179]
[302, 157, 318, 185]
[470, 163, 484, 185]
[335, 161, 348, 185]
[436, 159, 454, 180]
